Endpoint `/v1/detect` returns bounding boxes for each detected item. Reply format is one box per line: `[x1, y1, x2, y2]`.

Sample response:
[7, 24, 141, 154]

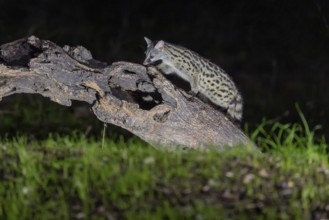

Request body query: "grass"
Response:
[1, 98, 329, 219]
[0, 122, 329, 219]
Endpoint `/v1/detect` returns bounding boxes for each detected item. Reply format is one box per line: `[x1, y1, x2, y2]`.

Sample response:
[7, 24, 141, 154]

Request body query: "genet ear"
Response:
[155, 40, 164, 50]
[144, 37, 153, 47]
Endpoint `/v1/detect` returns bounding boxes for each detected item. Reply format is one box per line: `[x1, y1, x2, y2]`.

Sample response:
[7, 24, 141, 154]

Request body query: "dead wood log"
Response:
[0, 36, 254, 150]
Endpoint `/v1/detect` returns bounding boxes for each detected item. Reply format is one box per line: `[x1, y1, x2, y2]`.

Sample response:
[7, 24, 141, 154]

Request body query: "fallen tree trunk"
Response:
[0, 36, 254, 150]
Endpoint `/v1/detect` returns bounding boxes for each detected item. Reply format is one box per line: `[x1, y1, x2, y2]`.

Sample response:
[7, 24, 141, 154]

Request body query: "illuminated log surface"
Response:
[0, 36, 254, 150]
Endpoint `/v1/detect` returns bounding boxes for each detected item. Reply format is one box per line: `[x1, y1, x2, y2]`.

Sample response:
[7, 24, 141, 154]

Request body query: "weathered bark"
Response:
[0, 36, 254, 150]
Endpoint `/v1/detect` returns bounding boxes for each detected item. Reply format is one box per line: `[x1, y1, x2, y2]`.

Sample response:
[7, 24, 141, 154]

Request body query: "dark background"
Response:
[0, 0, 328, 138]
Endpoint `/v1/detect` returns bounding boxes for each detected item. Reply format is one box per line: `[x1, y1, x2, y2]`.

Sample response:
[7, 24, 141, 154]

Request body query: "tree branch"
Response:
[0, 36, 254, 150]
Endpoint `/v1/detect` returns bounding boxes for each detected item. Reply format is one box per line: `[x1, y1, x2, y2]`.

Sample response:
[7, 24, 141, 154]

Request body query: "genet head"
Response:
[143, 37, 167, 66]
